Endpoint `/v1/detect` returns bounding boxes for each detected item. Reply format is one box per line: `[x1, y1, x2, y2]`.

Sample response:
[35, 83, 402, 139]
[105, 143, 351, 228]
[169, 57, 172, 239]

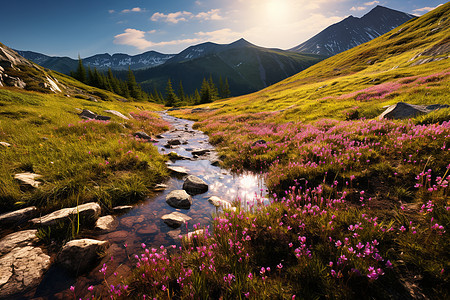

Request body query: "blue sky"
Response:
[1, 0, 444, 58]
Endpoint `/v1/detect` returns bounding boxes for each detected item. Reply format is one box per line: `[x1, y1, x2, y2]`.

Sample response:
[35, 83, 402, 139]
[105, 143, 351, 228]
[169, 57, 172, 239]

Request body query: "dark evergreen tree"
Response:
[200, 78, 211, 104]
[208, 75, 219, 101]
[75, 55, 87, 83]
[177, 81, 185, 103]
[223, 78, 231, 98]
[126, 67, 141, 100]
[165, 78, 178, 107]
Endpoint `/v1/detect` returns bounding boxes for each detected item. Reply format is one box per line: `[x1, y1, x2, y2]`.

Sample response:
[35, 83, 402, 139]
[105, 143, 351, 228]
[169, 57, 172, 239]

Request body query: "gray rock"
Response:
[78, 109, 111, 121]
[14, 172, 42, 189]
[0, 142, 11, 147]
[0, 246, 51, 298]
[30, 202, 101, 226]
[95, 215, 117, 231]
[167, 139, 182, 146]
[167, 166, 189, 176]
[379, 102, 449, 120]
[154, 184, 168, 192]
[161, 212, 192, 228]
[58, 239, 109, 274]
[0, 230, 38, 256]
[104, 110, 130, 120]
[0, 206, 37, 226]
[166, 190, 192, 209]
[191, 149, 210, 156]
[183, 175, 208, 195]
[112, 205, 133, 213]
[133, 131, 153, 140]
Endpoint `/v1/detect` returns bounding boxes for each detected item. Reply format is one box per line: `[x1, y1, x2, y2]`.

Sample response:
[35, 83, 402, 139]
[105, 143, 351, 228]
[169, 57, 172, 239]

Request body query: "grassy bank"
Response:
[0, 87, 169, 214]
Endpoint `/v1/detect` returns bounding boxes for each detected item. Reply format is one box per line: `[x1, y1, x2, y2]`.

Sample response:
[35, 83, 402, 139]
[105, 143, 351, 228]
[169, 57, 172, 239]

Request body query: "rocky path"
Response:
[0, 112, 267, 299]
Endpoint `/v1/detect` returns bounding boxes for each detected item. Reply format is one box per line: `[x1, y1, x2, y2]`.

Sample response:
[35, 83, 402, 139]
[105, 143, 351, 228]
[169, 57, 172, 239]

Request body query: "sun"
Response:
[265, 0, 289, 23]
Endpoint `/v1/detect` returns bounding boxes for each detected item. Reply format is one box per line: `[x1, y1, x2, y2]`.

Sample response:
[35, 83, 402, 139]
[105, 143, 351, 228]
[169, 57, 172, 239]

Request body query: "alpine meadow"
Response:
[0, 1, 448, 299]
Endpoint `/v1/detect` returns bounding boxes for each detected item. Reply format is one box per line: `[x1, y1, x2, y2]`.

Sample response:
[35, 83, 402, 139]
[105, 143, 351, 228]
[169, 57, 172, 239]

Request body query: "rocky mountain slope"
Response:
[290, 5, 416, 56]
[0, 43, 63, 93]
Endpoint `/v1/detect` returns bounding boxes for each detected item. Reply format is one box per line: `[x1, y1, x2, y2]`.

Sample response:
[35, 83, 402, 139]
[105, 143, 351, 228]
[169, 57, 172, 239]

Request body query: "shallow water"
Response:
[33, 112, 268, 299]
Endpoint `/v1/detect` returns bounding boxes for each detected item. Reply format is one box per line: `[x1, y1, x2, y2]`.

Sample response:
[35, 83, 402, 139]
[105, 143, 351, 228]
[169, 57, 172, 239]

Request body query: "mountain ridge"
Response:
[290, 5, 416, 56]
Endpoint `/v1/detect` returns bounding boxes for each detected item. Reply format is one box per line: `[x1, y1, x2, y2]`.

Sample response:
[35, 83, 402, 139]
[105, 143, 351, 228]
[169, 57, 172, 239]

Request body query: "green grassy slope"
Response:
[0, 63, 169, 214]
[187, 3, 449, 122]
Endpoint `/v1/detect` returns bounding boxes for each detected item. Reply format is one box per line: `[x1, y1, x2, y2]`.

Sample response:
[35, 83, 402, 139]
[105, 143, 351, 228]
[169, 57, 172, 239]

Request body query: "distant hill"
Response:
[133, 38, 324, 96]
[16, 50, 174, 73]
[18, 39, 324, 97]
[290, 5, 416, 56]
[201, 3, 449, 122]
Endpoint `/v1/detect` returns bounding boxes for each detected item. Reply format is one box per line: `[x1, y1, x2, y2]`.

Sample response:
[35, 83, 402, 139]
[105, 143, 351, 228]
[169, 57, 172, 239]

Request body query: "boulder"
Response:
[14, 172, 42, 189]
[183, 175, 208, 195]
[161, 212, 192, 228]
[0, 206, 37, 226]
[167, 139, 182, 146]
[133, 131, 153, 141]
[191, 149, 210, 156]
[379, 102, 449, 120]
[95, 215, 117, 231]
[0, 230, 39, 256]
[104, 110, 130, 120]
[0, 142, 11, 147]
[78, 109, 111, 121]
[0, 246, 51, 298]
[57, 239, 109, 274]
[166, 190, 193, 209]
[167, 166, 189, 176]
[30, 202, 101, 226]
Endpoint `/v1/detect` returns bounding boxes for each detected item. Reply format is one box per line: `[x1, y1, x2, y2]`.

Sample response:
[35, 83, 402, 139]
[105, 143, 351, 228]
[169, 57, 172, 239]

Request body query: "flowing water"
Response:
[33, 112, 268, 299]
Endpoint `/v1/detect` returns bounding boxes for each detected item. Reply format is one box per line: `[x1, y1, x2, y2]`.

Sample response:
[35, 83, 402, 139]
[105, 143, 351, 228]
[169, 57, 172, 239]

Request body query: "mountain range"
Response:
[14, 5, 417, 97]
[290, 5, 416, 56]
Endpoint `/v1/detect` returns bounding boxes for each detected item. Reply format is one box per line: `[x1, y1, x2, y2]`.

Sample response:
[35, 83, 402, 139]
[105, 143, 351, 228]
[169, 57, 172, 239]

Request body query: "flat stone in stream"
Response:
[167, 166, 189, 176]
[95, 215, 117, 231]
[166, 190, 193, 209]
[57, 239, 109, 274]
[183, 175, 208, 195]
[112, 205, 133, 213]
[161, 211, 192, 228]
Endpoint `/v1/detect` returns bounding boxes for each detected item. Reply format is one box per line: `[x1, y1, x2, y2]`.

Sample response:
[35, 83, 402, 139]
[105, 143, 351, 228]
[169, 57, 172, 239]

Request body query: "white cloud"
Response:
[350, 6, 367, 11]
[108, 10, 115, 14]
[195, 9, 223, 21]
[364, 1, 380, 5]
[151, 9, 223, 24]
[412, 4, 443, 14]
[113, 28, 202, 50]
[122, 7, 143, 13]
[151, 11, 193, 24]
[114, 29, 153, 50]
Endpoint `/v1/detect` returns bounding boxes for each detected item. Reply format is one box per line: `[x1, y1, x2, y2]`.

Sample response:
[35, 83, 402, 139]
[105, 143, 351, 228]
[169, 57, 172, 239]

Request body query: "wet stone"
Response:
[112, 205, 133, 213]
[183, 175, 208, 195]
[58, 239, 109, 274]
[166, 190, 193, 209]
[136, 224, 158, 235]
[167, 166, 189, 176]
[161, 212, 192, 228]
[95, 215, 117, 231]
[120, 215, 145, 228]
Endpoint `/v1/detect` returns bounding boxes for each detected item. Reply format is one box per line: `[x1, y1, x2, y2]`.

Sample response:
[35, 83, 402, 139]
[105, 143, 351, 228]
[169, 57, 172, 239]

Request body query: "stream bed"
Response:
[33, 112, 268, 299]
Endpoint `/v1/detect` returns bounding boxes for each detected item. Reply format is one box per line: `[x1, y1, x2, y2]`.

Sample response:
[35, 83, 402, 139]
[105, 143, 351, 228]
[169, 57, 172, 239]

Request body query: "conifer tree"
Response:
[200, 78, 211, 104]
[165, 78, 178, 107]
[178, 81, 185, 103]
[208, 75, 219, 101]
[223, 78, 231, 98]
[127, 67, 141, 100]
[75, 55, 87, 83]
